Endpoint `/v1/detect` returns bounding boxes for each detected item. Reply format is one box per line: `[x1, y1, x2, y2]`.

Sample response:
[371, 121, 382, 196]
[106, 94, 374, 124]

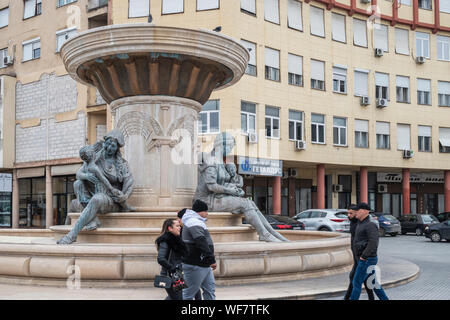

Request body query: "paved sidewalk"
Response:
[0, 256, 418, 300]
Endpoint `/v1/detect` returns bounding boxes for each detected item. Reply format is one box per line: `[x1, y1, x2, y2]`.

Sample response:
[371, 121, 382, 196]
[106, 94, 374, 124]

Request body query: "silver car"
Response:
[293, 209, 350, 232]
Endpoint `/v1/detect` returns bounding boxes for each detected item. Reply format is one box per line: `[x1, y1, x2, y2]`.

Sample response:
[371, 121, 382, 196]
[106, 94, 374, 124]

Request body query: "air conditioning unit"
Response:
[376, 98, 388, 108]
[360, 0, 370, 3]
[295, 140, 306, 151]
[416, 56, 425, 64]
[247, 132, 258, 144]
[360, 96, 370, 106]
[332, 184, 344, 193]
[288, 168, 297, 177]
[3, 55, 13, 66]
[378, 184, 388, 193]
[403, 149, 414, 159]
[374, 48, 384, 57]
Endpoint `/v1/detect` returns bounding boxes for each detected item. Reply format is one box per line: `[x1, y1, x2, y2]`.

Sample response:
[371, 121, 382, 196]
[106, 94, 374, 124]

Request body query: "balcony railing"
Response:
[88, 0, 108, 11]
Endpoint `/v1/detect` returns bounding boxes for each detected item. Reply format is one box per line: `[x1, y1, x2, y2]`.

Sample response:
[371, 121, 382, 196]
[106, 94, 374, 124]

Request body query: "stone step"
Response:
[67, 212, 244, 228]
[50, 225, 258, 244]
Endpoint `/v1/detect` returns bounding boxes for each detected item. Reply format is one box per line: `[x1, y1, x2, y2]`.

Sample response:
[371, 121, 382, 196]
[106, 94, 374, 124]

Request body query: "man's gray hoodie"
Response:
[181, 209, 216, 267]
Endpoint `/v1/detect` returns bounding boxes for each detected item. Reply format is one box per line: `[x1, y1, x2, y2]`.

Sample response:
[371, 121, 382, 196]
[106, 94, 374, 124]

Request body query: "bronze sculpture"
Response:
[57, 129, 134, 244]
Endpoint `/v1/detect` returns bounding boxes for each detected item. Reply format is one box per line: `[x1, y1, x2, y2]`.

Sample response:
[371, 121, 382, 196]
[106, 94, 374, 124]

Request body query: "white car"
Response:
[293, 209, 350, 232]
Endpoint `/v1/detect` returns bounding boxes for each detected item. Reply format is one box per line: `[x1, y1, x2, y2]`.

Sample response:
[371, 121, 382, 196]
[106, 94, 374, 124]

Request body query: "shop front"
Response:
[0, 173, 12, 228]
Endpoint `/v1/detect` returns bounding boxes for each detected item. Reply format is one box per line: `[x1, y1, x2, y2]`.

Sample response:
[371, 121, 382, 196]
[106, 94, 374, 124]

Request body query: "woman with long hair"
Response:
[155, 218, 187, 300]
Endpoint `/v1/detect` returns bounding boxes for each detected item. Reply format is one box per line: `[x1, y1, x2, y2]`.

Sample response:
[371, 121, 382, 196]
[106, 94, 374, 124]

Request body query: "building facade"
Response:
[0, 0, 449, 228]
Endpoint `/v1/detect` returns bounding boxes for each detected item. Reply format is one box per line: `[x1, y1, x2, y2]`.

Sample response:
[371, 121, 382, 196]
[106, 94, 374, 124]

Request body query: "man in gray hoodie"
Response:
[181, 200, 216, 300]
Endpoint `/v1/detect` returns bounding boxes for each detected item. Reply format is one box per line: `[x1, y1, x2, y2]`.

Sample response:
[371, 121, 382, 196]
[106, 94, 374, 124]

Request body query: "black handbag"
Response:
[154, 275, 173, 289]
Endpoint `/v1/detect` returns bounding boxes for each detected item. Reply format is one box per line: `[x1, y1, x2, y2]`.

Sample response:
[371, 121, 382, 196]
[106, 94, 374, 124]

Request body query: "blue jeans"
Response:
[182, 263, 216, 300]
[350, 256, 389, 300]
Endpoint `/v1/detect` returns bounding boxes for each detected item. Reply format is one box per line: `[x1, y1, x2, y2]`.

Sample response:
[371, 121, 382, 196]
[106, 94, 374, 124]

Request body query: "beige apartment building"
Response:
[0, 0, 449, 228]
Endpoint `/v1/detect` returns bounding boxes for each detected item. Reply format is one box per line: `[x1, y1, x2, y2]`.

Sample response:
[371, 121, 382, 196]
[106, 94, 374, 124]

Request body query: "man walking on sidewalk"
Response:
[181, 200, 217, 300]
[350, 202, 389, 300]
[344, 204, 374, 300]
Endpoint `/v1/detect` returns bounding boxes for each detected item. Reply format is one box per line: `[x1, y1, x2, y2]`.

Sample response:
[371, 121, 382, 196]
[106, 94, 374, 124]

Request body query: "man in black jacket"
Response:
[181, 200, 216, 300]
[349, 202, 389, 300]
[343, 204, 374, 300]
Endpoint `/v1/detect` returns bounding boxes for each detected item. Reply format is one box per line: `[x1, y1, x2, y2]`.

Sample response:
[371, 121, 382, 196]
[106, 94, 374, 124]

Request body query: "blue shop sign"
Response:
[238, 156, 283, 177]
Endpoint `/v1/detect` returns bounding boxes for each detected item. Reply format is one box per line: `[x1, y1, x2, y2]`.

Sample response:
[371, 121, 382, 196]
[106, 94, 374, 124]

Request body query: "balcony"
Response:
[87, 0, 108, 11]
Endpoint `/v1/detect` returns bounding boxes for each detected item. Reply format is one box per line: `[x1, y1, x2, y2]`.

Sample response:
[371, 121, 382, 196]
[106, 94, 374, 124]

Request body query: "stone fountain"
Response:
[0, 25, 352, 287]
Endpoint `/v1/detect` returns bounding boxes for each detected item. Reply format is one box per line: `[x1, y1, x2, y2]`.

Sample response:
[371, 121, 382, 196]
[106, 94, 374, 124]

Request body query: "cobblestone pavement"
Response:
[326, 234, 450, 300]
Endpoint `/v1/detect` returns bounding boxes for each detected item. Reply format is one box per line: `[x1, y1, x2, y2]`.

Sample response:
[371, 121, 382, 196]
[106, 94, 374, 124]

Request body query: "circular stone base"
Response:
[0, 231, 352, 287]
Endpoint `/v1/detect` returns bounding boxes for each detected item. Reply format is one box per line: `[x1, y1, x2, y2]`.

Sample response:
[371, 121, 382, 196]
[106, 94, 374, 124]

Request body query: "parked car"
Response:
[373, 213, 401, 237]
[434, 212, 450, 223]
[242, 215, 305, 230]
[293, 209, 350, 232]
[369, 213, 380, 230]
[424, 220, 450, 242]
[398, 214, 439, 236]
[263, 215, 305, 230]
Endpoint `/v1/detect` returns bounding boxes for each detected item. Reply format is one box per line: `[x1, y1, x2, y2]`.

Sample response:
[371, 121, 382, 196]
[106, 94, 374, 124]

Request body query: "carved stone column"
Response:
[111, 96, 201, 210]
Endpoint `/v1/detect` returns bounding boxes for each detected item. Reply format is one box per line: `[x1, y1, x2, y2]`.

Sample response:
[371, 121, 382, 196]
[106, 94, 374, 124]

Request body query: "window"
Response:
[24, 0, 42, 19]
[241, 0, 256, 15]
[311, 113, 325, 144]
[289, 110, 303, 141]
[199, 100, 220, 134]
[417, 79, 431, 105]
[288, 53, 303, 86]
[58, 0, 76, 7]
[56, 28, 77, 52]
[354, 69, 369, 97]
[438, 81, 450, 107]
[0, 48, 8, 68]
[331, 13, 346, 43]
[241, 40, 257, 76]
[395, 28, 409, 55]
[440, 0, 450, 13]
[162, 0, 184, 14]
[264, 0, 279, 24]
[265, 47, 280, 81]
[0, 7, 9, 28]
[375, 72, 389, 100]
[376, 121, 390, 149]
[439, 127, 450, 153]
[333, 117, 347, 146]
[333, 66, 347, 94]
[355, 119, 369, 148]
[310, 6, 324, 37]
[265, 106, 280, 138]
[397, 124, 411, 150]
[400, 0, 411, 5]
[197, 0, 219, 11]
[241, 101, 256, 134]
[437, 35, 450, 61]
[418, 0, 432, 10]
[287, 0, 302, 31]
[418, 125, 432, 152]
[374, 24, 388, 52]
[310, 60, 325, 91]
[416, 32, 430, 58]
[22, 38, 41, 61]
[129, 0, 149, 17]
[353, 18, 367, 47]
[396, 76, 410, 103]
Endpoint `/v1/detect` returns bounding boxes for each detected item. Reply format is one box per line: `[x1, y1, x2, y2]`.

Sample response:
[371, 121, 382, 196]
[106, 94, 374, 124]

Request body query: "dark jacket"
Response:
[156, 232, 187, 275]
[181, 210, 216, 267]
[349, 217, 359, 260]
[353, 215, 379, 260]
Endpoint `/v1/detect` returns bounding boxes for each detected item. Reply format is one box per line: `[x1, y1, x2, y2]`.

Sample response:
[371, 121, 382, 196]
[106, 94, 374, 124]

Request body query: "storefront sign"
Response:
[377, 172, 444, 183]
[238, 156, 282, 177]
[0, 173, 12, 192]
